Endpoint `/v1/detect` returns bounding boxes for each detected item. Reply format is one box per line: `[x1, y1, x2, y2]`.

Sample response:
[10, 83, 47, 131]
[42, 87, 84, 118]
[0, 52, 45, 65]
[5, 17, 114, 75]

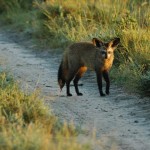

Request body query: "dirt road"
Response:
[0, 31, 149, 150]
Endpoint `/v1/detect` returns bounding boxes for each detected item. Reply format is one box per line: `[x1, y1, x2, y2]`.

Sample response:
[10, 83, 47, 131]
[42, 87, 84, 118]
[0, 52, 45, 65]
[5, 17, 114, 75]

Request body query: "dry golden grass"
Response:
[0, 71, 90, 150]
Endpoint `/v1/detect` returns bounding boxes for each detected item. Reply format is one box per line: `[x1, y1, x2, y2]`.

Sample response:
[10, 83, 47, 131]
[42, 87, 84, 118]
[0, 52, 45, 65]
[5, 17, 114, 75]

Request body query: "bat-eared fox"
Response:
[58, 37, 120, 96]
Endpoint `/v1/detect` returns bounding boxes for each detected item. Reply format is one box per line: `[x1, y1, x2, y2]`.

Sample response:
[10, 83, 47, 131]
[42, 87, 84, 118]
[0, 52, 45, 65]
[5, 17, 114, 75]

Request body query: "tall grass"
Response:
[0, 0, 149, 95]
[0, 70, 89, 149]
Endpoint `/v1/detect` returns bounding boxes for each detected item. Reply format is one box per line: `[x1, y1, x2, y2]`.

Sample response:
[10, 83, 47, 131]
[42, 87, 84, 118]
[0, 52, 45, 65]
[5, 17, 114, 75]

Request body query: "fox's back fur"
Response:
[64, 42, 112, 70]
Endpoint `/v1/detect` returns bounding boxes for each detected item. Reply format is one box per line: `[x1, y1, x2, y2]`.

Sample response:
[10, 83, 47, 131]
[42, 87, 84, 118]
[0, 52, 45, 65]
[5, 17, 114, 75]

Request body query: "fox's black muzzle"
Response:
[101, 51, 107, 59]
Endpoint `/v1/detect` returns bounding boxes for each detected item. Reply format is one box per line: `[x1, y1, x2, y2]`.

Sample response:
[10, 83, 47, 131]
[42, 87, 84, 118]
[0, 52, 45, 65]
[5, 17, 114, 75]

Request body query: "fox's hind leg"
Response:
[66, 78, 74, 96]
[102, 71, 110, 95]
[66, 70, 77, 96]
[73, 67, 87, 96]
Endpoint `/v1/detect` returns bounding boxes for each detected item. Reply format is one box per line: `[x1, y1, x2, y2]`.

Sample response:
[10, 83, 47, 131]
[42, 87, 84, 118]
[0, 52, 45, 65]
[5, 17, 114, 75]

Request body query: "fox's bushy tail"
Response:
[58, 61, 65, 90]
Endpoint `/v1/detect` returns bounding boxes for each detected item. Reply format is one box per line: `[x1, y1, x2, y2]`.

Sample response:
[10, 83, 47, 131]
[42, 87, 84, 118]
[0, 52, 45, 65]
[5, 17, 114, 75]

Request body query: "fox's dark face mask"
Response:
[92, 37, 120, 59]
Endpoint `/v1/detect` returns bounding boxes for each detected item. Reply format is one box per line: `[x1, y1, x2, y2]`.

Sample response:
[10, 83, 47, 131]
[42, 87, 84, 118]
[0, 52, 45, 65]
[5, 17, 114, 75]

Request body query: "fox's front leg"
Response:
[96, 70, 105, 96]
[103, 71, 110, 95]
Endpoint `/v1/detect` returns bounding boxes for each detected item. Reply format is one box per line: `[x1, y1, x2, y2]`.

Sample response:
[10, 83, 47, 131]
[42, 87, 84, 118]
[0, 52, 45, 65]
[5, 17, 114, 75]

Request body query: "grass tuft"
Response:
[0, 71, 89, 149]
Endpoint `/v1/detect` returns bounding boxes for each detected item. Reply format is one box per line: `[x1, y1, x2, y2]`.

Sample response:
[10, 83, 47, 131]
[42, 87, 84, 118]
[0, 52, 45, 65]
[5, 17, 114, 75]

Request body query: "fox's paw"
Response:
[67, 93, 72, 96]
[101, 94, 106, 97]
[106, 91, 109, 95]
[77, 93, 83, 96]
[100, 92, 106, 97]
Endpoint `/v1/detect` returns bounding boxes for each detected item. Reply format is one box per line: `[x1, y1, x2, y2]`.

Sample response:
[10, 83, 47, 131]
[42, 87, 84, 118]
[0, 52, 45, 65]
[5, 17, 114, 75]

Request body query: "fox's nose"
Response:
[102, 51, 107, 59]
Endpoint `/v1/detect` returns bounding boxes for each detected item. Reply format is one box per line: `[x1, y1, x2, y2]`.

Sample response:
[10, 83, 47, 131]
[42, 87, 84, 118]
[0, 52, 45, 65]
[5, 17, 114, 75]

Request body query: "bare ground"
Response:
[0, 31, 150, 150]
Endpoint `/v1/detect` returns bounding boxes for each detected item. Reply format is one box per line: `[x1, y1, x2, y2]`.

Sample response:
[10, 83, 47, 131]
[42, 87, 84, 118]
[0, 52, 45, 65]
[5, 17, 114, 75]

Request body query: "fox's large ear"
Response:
[92, 38, 103, 47]
[108, 38, 120, 48]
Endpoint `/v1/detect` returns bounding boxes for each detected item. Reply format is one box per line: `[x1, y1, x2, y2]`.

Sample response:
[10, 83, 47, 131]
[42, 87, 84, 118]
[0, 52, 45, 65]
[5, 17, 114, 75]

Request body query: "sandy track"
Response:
[0, 31, 149, 150]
